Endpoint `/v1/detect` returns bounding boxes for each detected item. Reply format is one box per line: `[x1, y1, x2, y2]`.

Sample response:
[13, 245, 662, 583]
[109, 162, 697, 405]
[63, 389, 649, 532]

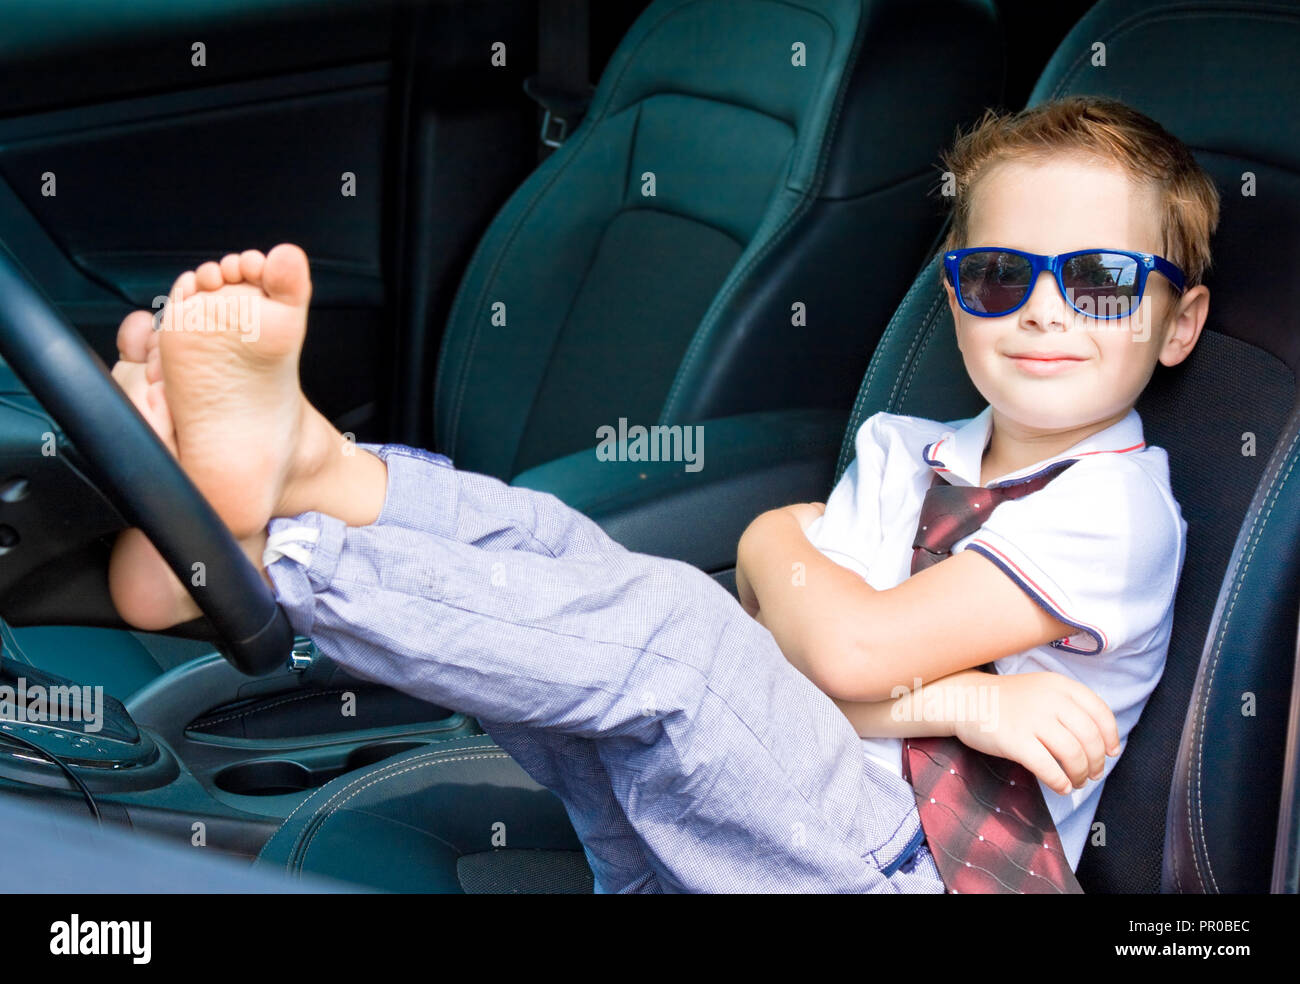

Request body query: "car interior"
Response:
[0, 0, 1297, 894]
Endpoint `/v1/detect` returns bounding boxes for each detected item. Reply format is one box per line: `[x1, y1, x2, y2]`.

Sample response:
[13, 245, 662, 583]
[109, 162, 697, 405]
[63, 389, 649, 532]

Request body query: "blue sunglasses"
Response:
[944, 247, 1187, 320]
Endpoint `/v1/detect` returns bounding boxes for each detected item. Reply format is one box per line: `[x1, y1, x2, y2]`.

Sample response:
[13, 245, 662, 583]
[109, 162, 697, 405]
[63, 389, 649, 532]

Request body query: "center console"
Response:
[0, 637, 481, 861]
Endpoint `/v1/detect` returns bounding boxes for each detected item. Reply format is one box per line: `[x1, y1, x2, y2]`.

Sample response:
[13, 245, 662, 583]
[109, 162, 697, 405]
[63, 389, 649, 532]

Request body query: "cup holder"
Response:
[214, 739, 430, 796]
[215, 760, 315, 796]
[345, 739, 427, 771]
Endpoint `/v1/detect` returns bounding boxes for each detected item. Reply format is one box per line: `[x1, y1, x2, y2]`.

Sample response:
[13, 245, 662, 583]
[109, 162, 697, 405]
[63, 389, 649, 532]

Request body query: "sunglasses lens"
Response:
[957, 251, 1032, 314]
[1061, 252, 1140, 317]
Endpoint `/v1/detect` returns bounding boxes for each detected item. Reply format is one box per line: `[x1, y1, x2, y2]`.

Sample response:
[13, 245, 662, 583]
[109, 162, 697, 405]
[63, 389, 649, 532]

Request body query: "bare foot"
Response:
[108, 244, 387, 631]
[107, 306, 274, 629]
[109, 309, 176, 455]
[157, 244, 336, 539]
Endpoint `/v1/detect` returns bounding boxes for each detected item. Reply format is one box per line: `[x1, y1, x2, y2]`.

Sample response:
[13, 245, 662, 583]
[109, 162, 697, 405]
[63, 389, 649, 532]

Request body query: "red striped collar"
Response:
[921, 405, 1146, 488]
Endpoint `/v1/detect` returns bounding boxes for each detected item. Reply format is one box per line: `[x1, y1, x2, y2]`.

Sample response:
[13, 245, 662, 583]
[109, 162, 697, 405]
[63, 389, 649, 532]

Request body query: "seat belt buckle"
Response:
[524, 75, 592, 150]
[540, 108, 569, 148]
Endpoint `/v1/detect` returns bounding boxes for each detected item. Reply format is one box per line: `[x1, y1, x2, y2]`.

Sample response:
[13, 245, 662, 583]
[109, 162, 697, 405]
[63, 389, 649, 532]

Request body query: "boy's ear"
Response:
[1158, 285, 1210, 368]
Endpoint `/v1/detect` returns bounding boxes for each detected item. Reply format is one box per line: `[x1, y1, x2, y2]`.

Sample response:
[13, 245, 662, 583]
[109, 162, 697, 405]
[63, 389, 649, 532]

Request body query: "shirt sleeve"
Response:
[802, 412, 890, 580]
[952, 457, 1184, 656]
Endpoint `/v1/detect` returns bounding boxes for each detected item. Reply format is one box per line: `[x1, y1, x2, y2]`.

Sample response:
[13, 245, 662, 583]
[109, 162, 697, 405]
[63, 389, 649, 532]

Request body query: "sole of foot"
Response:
[157, 244, 324, 539]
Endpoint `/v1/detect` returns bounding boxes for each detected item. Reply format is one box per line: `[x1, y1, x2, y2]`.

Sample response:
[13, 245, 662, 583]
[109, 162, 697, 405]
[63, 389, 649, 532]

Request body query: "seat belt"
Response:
[523, 0, 595, 161]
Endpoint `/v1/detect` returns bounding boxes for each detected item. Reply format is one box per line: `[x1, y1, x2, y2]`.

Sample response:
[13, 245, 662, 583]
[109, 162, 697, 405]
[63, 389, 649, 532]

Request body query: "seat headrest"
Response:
[584, 0, 1002, 197]
[1032, 0, 1300, 173]
[1030, 0, 1300, 373]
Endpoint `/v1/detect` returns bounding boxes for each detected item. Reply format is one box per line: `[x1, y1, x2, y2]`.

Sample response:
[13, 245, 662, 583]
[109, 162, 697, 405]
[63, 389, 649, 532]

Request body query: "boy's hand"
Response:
[952, 671, 1122, 797]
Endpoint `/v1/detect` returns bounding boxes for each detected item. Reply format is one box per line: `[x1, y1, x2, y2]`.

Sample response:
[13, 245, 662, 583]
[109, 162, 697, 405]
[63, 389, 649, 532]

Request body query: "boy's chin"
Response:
[988, 395, 1097, 432]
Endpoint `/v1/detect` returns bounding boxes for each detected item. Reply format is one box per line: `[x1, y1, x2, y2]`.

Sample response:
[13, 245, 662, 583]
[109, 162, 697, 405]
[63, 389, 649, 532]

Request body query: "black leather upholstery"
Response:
[256, 735, 591, 893]
[435, 0, 1003, 482]
[511, 407, 847, 572]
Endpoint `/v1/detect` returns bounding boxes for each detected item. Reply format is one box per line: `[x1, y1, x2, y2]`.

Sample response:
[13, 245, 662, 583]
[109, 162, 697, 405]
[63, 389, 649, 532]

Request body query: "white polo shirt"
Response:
[802, 405, 1187, 869]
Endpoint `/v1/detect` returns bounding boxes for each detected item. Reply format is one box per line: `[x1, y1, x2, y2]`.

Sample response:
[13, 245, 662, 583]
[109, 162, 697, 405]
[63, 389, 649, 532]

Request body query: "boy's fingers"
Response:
[1036, 720, 1091, 792]
[1016, 737, 1073, 797]
[1054, 700, 1108, 780]
[1058, 678, 1122, 754]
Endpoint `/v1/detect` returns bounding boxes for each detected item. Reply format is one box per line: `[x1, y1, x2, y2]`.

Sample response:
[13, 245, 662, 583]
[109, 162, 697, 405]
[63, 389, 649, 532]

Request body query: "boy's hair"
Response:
[938, 96, 1221, 287]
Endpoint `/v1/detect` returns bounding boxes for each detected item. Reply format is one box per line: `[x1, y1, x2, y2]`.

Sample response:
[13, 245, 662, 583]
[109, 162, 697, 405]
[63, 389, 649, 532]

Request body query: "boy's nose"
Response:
[1017, 270, 1070, 330]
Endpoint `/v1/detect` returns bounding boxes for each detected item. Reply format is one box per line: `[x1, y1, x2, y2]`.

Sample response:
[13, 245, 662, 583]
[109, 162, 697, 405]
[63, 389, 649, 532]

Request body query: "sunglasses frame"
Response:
[943, 246, 1188, 320]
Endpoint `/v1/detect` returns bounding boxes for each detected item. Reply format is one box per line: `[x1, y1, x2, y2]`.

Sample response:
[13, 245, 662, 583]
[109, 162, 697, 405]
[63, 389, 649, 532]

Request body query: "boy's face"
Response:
[944, 155, 1208, 435]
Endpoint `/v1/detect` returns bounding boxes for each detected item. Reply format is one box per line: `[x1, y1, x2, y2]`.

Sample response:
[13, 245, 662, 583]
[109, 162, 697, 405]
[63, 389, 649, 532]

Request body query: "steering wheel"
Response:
[0, 252, 294, 675]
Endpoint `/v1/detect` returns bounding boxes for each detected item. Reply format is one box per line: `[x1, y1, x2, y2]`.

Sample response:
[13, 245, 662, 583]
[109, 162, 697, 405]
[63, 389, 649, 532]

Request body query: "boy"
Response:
[107, 95, 1217, 893]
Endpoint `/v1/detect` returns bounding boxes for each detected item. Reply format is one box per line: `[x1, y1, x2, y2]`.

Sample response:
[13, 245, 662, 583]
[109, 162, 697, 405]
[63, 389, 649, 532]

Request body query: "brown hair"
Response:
[938, 96, 1221, 287]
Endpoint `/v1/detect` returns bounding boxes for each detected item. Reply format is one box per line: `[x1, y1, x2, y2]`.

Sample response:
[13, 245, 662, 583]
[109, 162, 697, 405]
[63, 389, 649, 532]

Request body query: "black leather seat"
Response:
[258, 0, 1300, 892]
[435, 0, 1002, 486]
[255, 733, 593, 893]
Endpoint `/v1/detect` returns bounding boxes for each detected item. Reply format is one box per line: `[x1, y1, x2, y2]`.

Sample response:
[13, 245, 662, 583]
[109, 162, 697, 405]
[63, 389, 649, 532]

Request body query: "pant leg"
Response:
[353, 444, 659, 893]
[266, 452, 941, 893]
[358, 444, 623, 558]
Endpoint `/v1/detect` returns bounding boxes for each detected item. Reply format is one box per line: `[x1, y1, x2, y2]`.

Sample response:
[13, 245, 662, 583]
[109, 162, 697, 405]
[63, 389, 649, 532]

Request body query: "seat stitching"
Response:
[619, 202, 747, 248]
[891, 296, 944, 407]
[264, 736, 502, 864]
[1188, 416, 1300, 893]
[283, 745, 508, 869]
[880, 292, 942, 413]
[834, 259, 942, 480]
[609, 88, 799, 133]
[339, 805, 466, 856]
[263, 732, 495, 848]
[294, 753, 514, 872]
[188, 689, 350, 730]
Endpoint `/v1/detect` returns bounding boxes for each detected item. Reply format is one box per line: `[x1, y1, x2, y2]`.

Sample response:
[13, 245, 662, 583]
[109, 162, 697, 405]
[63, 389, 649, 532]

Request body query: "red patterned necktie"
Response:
[900, 461, 1085, 894]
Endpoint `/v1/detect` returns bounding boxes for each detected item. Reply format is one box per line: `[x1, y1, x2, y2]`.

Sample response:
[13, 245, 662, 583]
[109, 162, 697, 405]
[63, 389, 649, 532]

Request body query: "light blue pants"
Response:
[264, 444, 944, 893]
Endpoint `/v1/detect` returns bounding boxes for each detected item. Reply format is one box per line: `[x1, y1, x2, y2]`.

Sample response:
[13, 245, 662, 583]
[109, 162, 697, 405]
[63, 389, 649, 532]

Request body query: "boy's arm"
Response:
[738, 505, 1077, 703]
[829, 669, 981, 740]
[831, 667, 1122, 795]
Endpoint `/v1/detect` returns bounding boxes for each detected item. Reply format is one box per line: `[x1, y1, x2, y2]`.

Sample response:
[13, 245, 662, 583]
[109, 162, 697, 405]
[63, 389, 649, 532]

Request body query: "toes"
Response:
[238, 249, 266, 284]
[111, 358, 145, 392]
[115, 310, 155, 362]
[159, 272, 193, 332]
[146, 342, 162, 384]
[219, 253, 244, 283]
[261, 243, 312, 306]
[168, 269, 198, 303]
[195, 261, 224, 292]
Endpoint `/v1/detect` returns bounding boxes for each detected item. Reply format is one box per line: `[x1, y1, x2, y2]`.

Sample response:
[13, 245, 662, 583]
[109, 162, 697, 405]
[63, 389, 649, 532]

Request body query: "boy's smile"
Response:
[1005, 349, 1088, 376]
[942, 156, 1211, 484]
